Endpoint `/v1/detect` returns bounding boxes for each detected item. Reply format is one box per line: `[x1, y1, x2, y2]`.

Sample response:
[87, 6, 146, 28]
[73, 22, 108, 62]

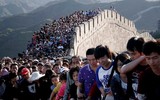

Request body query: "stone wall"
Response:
[69, 9, 154, 57]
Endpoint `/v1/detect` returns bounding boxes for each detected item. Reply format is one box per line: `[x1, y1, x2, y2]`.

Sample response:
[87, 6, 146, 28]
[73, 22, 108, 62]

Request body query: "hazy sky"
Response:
[100, 0, 122, 3]
[100, 0, 160, 3]
[146, 0, 160, 1]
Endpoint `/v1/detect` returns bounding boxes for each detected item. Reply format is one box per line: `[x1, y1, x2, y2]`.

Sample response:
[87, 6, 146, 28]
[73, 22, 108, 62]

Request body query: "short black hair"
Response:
[127, 37, 145, 53]
[86, 48, 95, 56]
[51, 74, 58, 79]
[10, 63, 18, 69]
[94, 45, 112, 59]
[45, 69, 55, 77]
[44, 64, 52, 69]
[114, 53, 131, 74]
[143, 40, 160, 55]
[59, 71, 67, 81]
[9, 73, 17, 80]
[69, 66, 80, 80]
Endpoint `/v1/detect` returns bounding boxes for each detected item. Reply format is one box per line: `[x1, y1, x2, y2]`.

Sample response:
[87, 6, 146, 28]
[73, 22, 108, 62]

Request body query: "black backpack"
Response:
[0, 77, 6, 97]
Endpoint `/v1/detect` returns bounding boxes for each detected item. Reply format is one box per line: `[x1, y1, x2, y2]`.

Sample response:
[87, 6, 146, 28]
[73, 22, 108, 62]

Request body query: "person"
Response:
[69, 67, 80, 100]
[2, 73, 19, 100]
[137, 40, 160, 100]
[53, 63, 61, 74]
[94, 45, 114, 100]
[10, 63, 19, 75]
[0, 63, 19, 99]
[18, 67, 40, 100]
[77, 48, 101, 100]
[56, 71, 67, 100]
[55, 58, 69, 73]
[110, 53, 135, 100]
[63, 56, 82, 100]
[121, 37, 149, 99]
[37, 62, 44, 74]
[49, 74, 61, 100]
[39, 69, 54, 100]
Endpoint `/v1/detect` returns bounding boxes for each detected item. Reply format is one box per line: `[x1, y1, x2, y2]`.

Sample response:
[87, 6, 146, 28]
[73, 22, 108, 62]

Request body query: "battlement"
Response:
[70, 9, 153, 57]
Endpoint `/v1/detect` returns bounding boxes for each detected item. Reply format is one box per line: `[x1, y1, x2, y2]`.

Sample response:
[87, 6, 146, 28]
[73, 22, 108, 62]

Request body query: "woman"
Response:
[111, 53, 135, 100]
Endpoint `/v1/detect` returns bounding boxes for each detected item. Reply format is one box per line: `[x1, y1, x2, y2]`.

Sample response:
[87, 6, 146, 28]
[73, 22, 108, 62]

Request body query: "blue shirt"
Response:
[78, 64, 96, 97]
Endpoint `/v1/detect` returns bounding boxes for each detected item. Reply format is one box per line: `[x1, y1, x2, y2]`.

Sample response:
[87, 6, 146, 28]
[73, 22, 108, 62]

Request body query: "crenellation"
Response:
[116, 12, 120, 22]
[93, 16, 97, 30]
[120, 15, 122, 22]
[105, 10, 108, 18]
[70, 9, 154, 57]
[79, 23, 85, 40]
[74, 27, 79, 43]
[97, 15, 100, 25]
[100, 12, 103, 21]
[101, 11, 105, 21]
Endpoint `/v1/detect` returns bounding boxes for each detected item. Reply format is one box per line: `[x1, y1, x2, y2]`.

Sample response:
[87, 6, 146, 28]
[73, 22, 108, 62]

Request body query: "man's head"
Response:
[10, 63, 18, 74]
[86, 48, 97, 67]
[143, 41, 160, 73]
[21, 68, 30, 79]
[94, 45, 112, 67]
[127, 37, 145, 60]
[70, 56, 82, 68]
[42, 64, 52, 74]
[55, 58, 63, 67]
[53, 63, 60, 74]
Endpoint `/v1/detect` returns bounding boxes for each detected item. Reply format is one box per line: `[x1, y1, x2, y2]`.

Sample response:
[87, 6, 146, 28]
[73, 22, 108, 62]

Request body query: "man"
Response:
[137, 40, 160, 100]
[94, 45, 114, 99]
[77, 48, 101, 99]
[39, 64, 53, 100]
[63, 56, 82, 100]
[55, 58, 69, 73]
[18, 67, 39, 100]
[10, 63, 18, 75]
[121, 37, 149, 99]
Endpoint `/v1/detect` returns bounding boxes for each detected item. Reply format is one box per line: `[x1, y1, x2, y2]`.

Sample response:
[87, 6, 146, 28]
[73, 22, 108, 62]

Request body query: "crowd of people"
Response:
[0, 8, 160, 100]
[25, 9, 101, 58]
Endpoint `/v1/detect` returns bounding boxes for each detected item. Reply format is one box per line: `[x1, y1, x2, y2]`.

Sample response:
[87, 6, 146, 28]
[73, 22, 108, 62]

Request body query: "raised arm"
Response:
[121, 56, 145, 74]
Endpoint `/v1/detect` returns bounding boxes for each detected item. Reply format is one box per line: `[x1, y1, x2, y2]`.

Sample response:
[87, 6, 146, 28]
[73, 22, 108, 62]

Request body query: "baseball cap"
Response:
[21, 68, 30, 76]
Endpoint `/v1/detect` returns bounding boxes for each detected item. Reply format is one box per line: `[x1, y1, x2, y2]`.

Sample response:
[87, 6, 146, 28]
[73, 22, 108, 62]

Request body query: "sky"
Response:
[99, 0, 160, 3]
[146, 0, 160, 1]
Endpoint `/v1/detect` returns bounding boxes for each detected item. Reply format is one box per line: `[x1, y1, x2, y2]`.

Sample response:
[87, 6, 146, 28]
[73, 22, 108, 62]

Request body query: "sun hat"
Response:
[29, 71, 44, 81]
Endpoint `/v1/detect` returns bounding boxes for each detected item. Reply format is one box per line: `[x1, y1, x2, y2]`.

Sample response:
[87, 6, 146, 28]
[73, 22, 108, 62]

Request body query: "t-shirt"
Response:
[39, 76, 52, 100]
[69, 83, 77, 99]
[138, 68, 160, 100]
[53, 82, 62, 94]
[129, 64, 149, 96]
[96, 62, 114, 93]
[78, 64, 96, 97]
[56, 82, 66, 100]
[18, 79, 39, 100]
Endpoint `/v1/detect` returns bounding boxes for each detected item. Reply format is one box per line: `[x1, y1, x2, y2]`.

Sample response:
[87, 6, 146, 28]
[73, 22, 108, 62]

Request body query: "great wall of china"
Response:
[69, 9, 154, 57]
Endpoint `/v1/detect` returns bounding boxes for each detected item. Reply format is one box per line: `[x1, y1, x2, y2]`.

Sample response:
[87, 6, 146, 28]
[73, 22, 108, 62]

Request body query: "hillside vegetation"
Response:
[0, 0, 159, 57]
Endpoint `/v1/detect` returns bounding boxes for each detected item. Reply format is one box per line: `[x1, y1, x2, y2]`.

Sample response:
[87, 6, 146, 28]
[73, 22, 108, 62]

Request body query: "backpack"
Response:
[0, 78, 6, 97]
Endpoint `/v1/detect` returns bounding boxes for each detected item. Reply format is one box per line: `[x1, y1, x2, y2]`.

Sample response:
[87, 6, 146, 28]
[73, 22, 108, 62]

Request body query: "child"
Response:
[69, 67, 80, 100]
[49, 74, 61, 100]
[56, 71, 67, 100]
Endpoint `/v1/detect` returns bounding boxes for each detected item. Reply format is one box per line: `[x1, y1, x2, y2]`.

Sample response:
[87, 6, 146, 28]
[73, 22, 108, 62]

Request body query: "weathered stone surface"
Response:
[70, 9, 154, 57]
